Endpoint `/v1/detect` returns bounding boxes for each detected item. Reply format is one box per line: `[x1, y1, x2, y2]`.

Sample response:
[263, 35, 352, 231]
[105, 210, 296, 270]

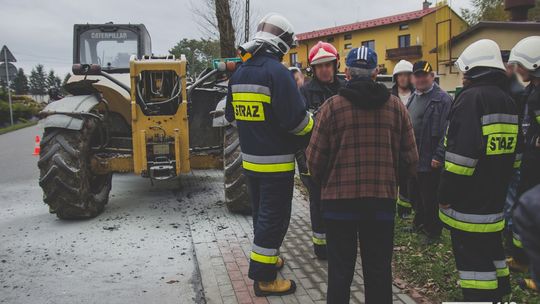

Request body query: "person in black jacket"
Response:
[391, 60, 416, 219]
[438, 39, 518, 302]
[300, 42, 346, 111]
[506, 36, 540, 289]
[501, 50, 526, 257]
[225, 13, 313, 296]
[296, 41, 345, 260]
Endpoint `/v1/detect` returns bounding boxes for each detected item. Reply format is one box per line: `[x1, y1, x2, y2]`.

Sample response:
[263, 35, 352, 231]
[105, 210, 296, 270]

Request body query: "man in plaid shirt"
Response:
[306, 46, 418, 304]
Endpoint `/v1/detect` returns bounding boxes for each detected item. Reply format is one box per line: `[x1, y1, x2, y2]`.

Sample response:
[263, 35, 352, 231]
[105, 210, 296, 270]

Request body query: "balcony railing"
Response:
[386, 45, 423, 60]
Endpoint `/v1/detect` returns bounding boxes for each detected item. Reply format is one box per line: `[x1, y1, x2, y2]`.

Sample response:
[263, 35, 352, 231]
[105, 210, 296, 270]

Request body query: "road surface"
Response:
[0, 124, 208, 304]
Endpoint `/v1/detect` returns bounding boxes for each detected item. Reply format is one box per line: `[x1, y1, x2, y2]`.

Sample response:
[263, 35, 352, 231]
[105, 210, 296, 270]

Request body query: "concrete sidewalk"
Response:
[189, 171, 417, 304]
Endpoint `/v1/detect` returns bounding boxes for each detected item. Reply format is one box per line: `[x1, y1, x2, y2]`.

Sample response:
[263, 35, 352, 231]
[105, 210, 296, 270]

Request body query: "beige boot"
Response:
[518, 278, 538, 291]
[507, 257, 529, 273]
[275, 256, 285, 270]
[254, 279, 296, 297]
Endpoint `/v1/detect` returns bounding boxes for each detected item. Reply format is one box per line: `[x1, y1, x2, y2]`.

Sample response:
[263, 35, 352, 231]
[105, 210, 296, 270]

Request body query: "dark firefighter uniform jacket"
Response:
[438, 76, 519, 233]
[225, 52, 314, 176]
[517, 84, 540, 195]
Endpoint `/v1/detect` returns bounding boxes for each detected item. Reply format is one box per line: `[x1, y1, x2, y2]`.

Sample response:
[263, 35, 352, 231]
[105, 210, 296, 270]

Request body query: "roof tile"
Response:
[296, 7, 438, 41]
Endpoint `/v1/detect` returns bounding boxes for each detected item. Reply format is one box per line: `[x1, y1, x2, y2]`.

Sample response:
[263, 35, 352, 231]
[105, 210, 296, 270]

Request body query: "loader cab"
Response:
[73, 23, 151, 73]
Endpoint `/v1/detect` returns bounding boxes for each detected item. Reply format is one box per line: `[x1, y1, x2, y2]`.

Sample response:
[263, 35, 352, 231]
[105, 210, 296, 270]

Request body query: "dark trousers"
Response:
[325, 200, 395, 304]
[410, 170, 442, 237]
[300, 174, 327, 258]
[511, 229, 529, 264]
[246, 174, 293, 282]
[450, 229, 511, 302]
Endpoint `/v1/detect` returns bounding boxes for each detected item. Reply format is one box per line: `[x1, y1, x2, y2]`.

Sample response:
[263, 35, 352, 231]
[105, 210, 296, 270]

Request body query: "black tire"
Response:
[38, 117, 112, 219]
[223, 126, 251, 214]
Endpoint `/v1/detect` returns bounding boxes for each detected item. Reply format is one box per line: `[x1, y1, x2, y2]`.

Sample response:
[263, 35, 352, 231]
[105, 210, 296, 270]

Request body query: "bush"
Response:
[0, 98, 43, 125]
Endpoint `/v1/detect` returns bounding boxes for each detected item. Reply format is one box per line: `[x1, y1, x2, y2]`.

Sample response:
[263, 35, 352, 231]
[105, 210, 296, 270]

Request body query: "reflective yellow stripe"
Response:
[397, 198, 412, 208]
[296, 115, 314, 136]
[312, 237, 326, 245]
[496, 267, 510, 277]
[250, 251, 278, 264]
[445, 161, 475, 176]
[536, 115, 540, 124]
[232, 92, 271, 104]
[242, 160, 295, 173]
[460, 279, 498, 290]
[439, 210, 505, 233]
[482, 123, 518, 135]
[514, 160, 522, 169]
[513, 236, 523, 248]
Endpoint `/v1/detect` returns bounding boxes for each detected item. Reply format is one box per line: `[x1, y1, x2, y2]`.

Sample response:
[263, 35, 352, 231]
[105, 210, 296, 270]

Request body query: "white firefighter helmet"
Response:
[253, 13, 296, 55]
[509, 36, 540, 77]
[455, 39, 506, 74]
[393, 60, 413, 76]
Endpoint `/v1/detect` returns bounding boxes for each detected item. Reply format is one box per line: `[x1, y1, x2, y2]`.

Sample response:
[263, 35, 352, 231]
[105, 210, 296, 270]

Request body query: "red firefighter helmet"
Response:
[308, 41, 339, 66]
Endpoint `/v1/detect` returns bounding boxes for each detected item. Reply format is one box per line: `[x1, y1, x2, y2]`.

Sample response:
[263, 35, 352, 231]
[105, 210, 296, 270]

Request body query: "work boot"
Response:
[254, 279, 297, 297]
[518, 278, 538, 291]
[275, 256, 285, 270]
[507, 257, 529, 273]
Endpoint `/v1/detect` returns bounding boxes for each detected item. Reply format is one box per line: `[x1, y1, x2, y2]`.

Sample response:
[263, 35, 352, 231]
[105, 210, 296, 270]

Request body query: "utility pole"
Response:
[245, 0, 250, 43]
[1, 45, 16, 126]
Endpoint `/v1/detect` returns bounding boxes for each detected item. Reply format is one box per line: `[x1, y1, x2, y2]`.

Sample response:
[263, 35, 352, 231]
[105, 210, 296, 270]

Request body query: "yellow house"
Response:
[285, 2, 468, 82]
[434, 21, 540, 90]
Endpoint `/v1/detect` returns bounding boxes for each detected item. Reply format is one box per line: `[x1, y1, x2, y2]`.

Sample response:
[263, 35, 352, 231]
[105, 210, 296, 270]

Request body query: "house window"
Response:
[398, 34, 411, 48]
[327, 37, 335, 43]
[399, 24, 409, 30]
[289, 53, 298, 66]
[361, 40, 375, 50]
[344, 33, 352, 40]
[344, 43, 352, 49]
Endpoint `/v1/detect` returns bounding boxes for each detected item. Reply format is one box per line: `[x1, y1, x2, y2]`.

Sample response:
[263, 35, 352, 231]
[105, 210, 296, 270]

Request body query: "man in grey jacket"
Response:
[407, 61, 452, 243]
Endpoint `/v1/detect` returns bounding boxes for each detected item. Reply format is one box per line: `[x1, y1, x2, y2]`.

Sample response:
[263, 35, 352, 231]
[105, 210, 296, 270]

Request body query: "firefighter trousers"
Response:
[300, 173, 327, 259]
[246, 174, 294, 282]
[397, 179, 413, 217]
[449, 229, 511, 302]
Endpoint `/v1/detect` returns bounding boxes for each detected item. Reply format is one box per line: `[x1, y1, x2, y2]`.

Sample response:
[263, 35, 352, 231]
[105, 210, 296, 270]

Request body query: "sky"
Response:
[0, 0, 472, 77]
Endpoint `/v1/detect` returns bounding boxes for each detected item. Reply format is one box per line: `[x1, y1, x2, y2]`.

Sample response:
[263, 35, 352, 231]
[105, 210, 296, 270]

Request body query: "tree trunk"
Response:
[215, 0, 237, 58]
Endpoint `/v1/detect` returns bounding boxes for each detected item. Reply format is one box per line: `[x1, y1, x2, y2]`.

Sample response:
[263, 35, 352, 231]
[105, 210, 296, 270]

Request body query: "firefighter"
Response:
[438, 39, 518, 302]
[225, 13, 313, 297]
[297, 41, 345, 260]
[506, 36, 540, 289]
[391, 60, 415, 219]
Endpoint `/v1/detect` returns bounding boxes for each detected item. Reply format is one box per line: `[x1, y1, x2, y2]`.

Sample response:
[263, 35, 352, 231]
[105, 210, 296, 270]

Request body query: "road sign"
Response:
[0, 45, 17, 62]
[1, 45, 16, 126]
[0, 62, 17, 81]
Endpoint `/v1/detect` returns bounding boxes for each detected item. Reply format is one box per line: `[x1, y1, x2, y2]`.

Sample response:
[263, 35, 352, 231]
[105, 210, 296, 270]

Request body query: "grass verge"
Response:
[0, 121, 38, 135]
[393, 216, 538, 303]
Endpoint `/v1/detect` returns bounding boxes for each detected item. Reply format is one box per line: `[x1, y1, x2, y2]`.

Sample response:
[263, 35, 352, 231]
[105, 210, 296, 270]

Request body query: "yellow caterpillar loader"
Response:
[38, 23, 248, 219]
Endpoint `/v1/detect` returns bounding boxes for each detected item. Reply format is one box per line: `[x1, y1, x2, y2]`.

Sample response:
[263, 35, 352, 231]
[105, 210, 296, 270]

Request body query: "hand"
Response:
[431, 159, 442, 169]
[439, 203, 451, 210]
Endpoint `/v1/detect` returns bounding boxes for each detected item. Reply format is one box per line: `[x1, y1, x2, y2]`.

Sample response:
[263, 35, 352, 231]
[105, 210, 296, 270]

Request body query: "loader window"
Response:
[79, 29, 138, 70]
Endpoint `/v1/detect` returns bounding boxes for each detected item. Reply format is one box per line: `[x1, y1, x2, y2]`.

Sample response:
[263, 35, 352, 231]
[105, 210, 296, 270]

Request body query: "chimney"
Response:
[423, 0, 432, 10]
[505, 0, 535, 21]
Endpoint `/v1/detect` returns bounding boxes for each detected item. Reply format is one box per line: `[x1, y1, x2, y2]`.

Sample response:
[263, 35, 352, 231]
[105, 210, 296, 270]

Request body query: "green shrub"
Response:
[0, 99, 43, 124]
